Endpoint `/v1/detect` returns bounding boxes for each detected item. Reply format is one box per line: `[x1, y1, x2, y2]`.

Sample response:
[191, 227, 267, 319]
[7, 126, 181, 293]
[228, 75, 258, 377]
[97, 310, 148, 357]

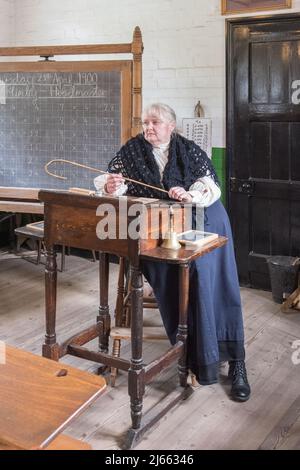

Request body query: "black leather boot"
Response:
[228, 360, 251, 402]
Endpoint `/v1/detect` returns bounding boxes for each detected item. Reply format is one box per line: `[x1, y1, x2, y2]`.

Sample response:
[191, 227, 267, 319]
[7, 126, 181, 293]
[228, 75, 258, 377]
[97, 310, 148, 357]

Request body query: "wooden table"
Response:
[0, 187, 44, 214]
[0, 187, 44, 255]
[0, 345, 106, 450]
[38, 190, 227, 448]
[0, 200, 44, 214]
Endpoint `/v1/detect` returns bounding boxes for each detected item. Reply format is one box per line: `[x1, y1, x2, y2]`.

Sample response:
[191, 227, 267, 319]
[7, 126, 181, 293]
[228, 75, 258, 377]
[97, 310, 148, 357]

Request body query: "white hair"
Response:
[142, 103, 177, 125]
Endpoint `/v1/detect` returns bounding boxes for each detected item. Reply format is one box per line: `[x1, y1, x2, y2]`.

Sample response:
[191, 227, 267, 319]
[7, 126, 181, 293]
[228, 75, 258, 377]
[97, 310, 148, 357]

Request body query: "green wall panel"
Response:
[212, 147, 226, 206]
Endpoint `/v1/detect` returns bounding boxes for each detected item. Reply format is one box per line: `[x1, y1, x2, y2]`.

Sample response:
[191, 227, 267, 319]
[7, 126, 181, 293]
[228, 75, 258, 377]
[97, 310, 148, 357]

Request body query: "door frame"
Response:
[225, 12, 300, 286]
[226, 12, 300, 210]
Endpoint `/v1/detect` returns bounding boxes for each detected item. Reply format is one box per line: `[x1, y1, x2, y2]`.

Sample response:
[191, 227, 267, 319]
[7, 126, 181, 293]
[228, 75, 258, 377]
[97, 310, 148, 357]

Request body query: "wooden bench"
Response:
[14, 222, 97, 271]
[14, 223, 67, 272]
[0, 345, 106, 450]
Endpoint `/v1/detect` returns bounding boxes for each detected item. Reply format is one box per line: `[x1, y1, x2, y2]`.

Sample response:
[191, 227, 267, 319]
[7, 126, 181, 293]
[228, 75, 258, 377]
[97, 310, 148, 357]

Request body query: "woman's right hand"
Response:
[168, 186, 192, 203]
[105, 173, 125, 193]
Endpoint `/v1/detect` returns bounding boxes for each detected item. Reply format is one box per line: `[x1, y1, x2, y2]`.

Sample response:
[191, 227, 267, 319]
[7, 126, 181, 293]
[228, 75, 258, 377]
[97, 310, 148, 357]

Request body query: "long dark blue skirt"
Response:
[141, 200, 245, 385]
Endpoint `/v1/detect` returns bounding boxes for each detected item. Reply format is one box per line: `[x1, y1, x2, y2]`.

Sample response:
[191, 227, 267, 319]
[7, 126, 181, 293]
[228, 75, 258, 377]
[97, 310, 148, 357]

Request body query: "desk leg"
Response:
[124, 262, 192, 449]
[177, 262, 189, 387]
[98, 252, 110, 353]
[115, 256, 125, 327]
[128, 265, 145, 430]
[43, 244, 60, 360]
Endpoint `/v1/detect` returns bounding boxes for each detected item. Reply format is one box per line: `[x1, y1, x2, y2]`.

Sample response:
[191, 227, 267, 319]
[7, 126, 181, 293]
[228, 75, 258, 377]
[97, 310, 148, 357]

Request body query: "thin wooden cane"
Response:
[45, 158, 169, 195]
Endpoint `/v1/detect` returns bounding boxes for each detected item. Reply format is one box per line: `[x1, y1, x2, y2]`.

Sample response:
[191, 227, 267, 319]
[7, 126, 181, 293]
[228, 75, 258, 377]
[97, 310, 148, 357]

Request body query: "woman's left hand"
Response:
[169, 186, 192, 203]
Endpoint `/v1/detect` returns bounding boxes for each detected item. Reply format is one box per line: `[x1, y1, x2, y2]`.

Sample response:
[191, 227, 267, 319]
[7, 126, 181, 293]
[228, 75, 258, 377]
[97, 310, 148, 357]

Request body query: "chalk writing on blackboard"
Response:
[0, 71, 121, 189]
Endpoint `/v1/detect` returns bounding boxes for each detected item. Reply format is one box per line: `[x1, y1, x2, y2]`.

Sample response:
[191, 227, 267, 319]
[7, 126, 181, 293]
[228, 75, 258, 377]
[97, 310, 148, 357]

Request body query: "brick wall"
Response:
[6, 0, 299, 148]
[1, 0, 300, 204]
[0, 0, 14, 46]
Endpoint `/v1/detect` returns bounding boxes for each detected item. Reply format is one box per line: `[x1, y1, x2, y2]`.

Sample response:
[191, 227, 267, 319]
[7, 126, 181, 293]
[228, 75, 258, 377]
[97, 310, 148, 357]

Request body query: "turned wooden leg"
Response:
[60, 244, 66, 272]
[115, 257, 125, 327]
[125, 265, 132, 328]
[98, 252, 110, 353]
[37, 240, 42, 265]
[128, 264, 145, 430]
[110, 338, 121, 387]
[177, 262, 189, 387]
[42, 244, 60, 360]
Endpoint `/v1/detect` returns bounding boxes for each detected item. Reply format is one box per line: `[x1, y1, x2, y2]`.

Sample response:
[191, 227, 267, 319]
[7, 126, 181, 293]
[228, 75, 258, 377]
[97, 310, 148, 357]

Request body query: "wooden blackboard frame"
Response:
[0, 27, 143, 202]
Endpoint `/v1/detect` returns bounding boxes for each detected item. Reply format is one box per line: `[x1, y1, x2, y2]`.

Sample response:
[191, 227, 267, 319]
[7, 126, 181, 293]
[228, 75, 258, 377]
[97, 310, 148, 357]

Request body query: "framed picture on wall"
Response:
[221, 0, 292, 15]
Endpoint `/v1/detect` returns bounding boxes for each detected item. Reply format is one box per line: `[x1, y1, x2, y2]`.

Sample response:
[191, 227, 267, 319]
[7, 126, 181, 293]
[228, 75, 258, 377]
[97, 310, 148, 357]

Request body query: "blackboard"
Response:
[0, 61, 133, 191]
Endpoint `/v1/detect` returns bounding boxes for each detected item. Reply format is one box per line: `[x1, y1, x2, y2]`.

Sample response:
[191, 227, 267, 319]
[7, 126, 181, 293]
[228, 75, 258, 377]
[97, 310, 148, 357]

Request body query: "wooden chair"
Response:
[110, 256, 167, 386]
[110, 257, 199, 387]
[114, 257, 158, 328]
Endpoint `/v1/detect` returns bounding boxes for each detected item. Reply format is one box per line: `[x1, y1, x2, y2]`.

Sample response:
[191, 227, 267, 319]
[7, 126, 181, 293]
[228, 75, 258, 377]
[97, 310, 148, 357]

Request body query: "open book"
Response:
[177, 230, 218, 247]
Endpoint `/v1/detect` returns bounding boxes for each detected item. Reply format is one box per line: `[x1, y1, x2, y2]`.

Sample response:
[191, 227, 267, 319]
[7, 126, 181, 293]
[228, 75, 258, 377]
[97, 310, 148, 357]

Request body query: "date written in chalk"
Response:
[105, 454, 194, 466]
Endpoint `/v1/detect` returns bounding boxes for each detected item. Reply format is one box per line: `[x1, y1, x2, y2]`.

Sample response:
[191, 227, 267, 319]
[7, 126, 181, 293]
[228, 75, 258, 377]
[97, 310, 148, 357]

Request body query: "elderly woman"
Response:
[94, 103, 251, 402]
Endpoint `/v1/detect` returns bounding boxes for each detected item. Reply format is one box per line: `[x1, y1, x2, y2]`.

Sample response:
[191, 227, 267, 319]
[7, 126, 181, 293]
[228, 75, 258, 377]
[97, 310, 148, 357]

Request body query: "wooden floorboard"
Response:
[0, 255, 300, 450]
[259, 395, 300, 450]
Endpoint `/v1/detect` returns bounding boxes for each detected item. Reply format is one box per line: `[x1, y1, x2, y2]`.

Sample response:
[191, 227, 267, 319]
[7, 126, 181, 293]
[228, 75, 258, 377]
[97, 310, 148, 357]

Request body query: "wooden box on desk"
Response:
[39, 190, 186, 263]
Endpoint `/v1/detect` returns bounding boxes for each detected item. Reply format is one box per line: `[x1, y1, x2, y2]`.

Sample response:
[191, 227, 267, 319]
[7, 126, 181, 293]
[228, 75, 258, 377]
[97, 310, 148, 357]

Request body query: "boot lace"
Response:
[230, 360, 248, 381]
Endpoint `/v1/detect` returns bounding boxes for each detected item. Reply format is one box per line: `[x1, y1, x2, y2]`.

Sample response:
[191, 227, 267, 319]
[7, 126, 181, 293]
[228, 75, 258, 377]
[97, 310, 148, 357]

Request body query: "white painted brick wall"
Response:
[0, 0, 14, 46]
[2, 0, 300, 146]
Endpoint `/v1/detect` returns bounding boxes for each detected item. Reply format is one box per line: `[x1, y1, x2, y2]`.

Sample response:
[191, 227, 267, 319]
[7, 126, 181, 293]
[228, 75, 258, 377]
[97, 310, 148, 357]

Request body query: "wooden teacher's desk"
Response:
[39, 190, 227, 448]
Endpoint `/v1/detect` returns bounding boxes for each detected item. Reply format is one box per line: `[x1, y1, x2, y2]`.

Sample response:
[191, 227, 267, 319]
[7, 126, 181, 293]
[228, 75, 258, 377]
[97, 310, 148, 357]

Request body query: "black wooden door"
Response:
[227, 14, 300, 289]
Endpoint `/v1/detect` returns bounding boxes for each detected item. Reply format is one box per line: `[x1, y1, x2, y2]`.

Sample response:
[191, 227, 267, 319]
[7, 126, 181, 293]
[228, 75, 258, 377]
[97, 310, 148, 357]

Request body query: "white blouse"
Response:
[94, 143, 221, 207]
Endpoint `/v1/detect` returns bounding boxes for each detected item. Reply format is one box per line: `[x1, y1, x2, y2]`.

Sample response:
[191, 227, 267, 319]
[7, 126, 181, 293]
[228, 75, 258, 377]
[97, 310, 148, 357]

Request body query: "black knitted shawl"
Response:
[108, 133, 219, 199]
